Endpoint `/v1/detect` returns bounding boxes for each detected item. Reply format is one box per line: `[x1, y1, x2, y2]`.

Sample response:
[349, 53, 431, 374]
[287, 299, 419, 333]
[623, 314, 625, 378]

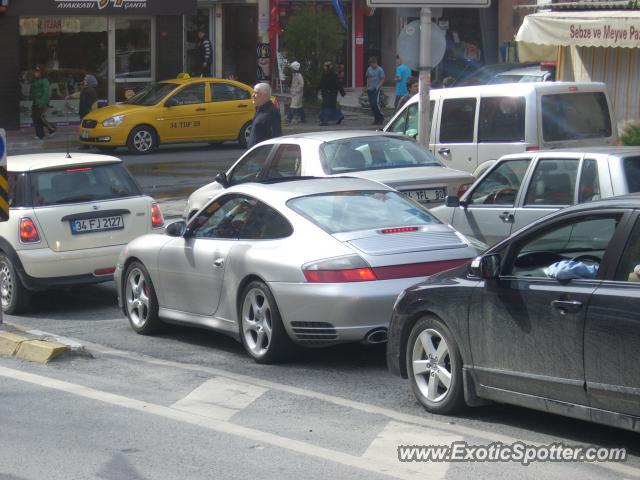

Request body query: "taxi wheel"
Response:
[238, 122, 252, 148]
[127, 126, 157, 155]
[0, 253, 31, 315]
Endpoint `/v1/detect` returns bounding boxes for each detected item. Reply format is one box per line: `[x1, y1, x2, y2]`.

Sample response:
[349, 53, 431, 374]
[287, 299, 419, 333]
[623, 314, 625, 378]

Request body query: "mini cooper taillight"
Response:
[19, 217, 40, 243]
[151, 202, 164, 228]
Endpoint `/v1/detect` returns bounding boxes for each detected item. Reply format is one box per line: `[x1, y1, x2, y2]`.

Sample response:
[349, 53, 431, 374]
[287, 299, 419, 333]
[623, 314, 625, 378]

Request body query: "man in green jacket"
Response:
[30, 65, 56, 140]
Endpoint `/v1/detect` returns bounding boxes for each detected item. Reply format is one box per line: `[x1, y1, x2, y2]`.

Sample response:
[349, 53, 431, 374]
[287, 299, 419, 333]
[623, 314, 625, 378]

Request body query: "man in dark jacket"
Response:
[316, 61, 345, 126]
[196, 29, 212, 77]
[247, 82, 282, 148]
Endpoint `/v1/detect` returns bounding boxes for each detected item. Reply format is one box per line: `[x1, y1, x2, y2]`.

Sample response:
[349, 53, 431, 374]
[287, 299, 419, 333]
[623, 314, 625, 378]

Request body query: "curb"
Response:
[0, 322, 92, 364]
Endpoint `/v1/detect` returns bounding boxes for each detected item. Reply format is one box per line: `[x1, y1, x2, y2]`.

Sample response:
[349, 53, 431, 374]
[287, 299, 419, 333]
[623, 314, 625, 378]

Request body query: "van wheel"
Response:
[238, 122, 252, 148]
[127, 126, 157, 154]
[0, 253, 30, 315]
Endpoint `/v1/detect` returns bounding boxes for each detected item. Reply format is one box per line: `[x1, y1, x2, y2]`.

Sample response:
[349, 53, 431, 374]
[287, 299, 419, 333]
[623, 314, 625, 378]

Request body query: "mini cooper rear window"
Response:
[287, 190, 440, 234]
[30, 163, 141, 206]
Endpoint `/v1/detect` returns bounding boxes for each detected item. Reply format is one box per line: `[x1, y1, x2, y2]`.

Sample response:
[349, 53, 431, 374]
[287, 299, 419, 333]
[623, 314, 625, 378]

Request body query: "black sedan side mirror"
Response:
[165, 220, 187, 237]
[470, 254, 500, 280]
[215, 172, 230, 188]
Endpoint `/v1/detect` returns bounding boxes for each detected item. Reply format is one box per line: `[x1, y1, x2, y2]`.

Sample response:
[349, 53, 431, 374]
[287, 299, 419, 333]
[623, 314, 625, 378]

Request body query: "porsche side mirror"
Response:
[215, 172, 230, 188]
[165, 220, 187, 237]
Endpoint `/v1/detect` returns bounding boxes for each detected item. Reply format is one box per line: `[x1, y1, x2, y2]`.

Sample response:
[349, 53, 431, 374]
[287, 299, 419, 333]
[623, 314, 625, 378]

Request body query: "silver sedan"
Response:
[185, 131, 475, 219]
[116, 177, 481, 363]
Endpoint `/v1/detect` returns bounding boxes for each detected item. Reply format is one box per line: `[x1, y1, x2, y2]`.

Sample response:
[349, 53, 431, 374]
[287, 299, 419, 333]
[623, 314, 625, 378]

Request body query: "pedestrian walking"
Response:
[286, 61, 306, 124]
[196, 28, 212, 77]
[30, 65, 56, 140]
[366, 56, 386, 125]
[317, 61, 345, 126]
[247, 82, 282, 148]
[66, 74, 99, 120]
[396, 76, 418, 111]
[394, 55, 411, 112]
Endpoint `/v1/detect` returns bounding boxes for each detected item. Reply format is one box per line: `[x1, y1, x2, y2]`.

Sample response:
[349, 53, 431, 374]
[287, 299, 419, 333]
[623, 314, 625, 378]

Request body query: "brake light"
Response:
[304, 268, 377, 283]
[569, 86, 578, 91]
[526, 146, 539, 152]
[381, 227, 418, 234]
[19, 217, 40, 243]
[65, 167, 93, 172]
[457, 183, 472, 197]
[372, 259, 470, 280]
[303, 254, 376, 283]
[151, 202, 164, 228]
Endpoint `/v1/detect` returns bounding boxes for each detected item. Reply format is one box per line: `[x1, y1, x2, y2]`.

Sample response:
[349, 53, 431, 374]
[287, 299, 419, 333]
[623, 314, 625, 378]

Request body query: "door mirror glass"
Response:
[215, 172, 229, 188]
[166, 220, 187, 237]
[445, 195, 460, 208]
[470, 254, 500, 279]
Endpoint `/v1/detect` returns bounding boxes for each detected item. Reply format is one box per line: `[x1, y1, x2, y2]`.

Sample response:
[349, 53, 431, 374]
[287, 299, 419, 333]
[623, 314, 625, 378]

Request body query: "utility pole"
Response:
[418, 7, 432, 148]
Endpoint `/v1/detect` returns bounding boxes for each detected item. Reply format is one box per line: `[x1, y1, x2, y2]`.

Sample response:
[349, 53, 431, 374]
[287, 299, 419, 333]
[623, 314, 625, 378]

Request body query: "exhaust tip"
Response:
[363, 328, 388, 345]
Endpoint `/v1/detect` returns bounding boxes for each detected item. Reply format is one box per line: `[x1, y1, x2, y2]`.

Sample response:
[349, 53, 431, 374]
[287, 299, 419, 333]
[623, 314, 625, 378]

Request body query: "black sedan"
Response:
[387, 194, 640, 432]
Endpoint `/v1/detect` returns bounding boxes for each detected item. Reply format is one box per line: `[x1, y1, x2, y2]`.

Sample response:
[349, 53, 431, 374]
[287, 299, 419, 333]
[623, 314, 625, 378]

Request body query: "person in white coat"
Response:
[286, 61, 306, 124]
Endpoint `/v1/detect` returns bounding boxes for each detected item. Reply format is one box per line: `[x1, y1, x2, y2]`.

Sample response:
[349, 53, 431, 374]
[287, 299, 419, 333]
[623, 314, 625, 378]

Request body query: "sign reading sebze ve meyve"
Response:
[6, 0, 197, 15]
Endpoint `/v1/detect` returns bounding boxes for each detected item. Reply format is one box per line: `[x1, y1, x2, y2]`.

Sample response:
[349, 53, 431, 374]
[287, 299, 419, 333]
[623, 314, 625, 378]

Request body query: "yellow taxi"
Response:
[78, 75, 264, 154]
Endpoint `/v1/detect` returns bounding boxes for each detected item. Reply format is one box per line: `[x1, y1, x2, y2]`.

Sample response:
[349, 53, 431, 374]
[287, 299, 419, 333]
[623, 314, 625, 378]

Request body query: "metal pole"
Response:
[418, 7, 431, 148]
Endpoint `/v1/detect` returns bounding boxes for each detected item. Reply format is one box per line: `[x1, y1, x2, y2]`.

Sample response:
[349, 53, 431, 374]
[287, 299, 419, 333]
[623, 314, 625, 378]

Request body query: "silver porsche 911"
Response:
[115, 177, 482, 363]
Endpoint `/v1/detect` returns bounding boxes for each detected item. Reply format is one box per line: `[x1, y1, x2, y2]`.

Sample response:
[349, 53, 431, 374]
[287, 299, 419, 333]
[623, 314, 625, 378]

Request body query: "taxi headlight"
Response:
[102, 115, 125, 127]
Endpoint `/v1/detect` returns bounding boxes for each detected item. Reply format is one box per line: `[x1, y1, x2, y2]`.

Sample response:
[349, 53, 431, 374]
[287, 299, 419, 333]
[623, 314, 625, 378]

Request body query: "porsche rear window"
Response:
[287, 190, 440, 234]
[30, 163, 141, 206]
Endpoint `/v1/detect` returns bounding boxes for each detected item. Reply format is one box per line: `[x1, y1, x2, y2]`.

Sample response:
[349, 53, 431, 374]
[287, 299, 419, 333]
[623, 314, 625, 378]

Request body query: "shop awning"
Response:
[515, 11, 640, 48]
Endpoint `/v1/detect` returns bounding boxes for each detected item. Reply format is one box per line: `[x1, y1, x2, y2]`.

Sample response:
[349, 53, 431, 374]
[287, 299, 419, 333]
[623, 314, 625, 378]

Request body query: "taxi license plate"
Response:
[404, 188, 446, 203]
[71, 215, 124, 234]
[81, 130, 89, 139]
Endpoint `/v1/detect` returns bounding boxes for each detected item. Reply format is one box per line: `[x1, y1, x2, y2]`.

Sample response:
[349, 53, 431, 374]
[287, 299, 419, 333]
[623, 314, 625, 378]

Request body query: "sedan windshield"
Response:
[124, 82, 178, 106]
[319, 136, 441, 175]
[287, 190, 440, 234]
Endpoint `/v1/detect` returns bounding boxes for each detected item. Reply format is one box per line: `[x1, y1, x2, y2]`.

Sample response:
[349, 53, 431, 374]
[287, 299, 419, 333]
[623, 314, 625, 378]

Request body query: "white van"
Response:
[384, 82, 618, 176]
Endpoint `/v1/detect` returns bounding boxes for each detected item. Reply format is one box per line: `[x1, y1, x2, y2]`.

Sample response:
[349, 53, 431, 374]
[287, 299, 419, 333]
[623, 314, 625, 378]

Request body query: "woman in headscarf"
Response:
[67, 74, 99, 120]
[316, 61, 345, 126]
[286, 61, 306, 124]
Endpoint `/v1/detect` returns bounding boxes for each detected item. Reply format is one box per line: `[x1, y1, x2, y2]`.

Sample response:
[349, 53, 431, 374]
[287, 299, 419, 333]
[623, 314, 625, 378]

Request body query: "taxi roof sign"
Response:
[176, 73, 191, 80]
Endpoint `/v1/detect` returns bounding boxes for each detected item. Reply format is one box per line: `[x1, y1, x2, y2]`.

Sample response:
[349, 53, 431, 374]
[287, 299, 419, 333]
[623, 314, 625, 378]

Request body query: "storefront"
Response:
[0, 0, 196, 129]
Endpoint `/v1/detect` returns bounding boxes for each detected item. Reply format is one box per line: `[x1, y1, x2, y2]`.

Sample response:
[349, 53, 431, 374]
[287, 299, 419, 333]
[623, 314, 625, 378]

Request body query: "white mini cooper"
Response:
[0, 153, 164, 314]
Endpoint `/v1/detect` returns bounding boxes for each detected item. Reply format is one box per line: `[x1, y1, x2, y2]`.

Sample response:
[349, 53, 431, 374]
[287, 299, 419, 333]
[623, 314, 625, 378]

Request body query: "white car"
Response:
[0, 153, 164, 314]
[185, 131, 474, 219]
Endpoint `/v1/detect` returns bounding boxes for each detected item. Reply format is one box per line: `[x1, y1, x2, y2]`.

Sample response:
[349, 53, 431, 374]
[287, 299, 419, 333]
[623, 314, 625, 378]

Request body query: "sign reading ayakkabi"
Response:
[6, 0, 197, 15]
[516, 11, 640, 49]
[55, 0, 148, 11]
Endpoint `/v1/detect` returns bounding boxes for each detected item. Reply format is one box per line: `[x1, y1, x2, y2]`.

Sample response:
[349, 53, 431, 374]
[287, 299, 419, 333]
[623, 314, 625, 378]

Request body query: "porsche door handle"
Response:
[213, 258, 225, 268]
[551, 300, 583, 315]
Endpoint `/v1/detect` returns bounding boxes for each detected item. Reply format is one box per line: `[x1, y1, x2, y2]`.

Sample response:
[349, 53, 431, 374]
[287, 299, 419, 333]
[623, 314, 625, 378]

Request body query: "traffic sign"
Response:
[0, 129, 8, 222]
[367, 0, 489, 6]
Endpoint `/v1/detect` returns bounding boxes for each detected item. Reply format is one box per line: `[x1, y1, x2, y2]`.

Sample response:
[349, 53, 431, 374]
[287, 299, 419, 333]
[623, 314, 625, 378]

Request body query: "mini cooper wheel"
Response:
[238, 122, 252, 148]
[240, 281, 293, 364]
[0, 253, 30, 315]
[406, 316, 466, 415]
[124, 261, 161, 334]
[127, 126, 156, 154]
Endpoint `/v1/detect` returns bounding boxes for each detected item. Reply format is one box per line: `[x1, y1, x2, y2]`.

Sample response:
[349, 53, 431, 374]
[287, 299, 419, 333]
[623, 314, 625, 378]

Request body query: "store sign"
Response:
[8, 0, 197, 15]
[367, 0, 489, 7]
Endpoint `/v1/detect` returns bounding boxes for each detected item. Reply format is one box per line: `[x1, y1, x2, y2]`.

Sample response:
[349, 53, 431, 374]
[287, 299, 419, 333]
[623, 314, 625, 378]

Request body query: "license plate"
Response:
[81, 130, 89, 139]
[404, 188, 446, 203]
[70, 215, 124, 234]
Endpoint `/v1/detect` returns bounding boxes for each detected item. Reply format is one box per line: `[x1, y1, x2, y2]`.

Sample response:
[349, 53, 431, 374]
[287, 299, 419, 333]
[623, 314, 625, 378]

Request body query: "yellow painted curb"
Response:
[15, 340, 68, 364]
[0, 332, 28, 357]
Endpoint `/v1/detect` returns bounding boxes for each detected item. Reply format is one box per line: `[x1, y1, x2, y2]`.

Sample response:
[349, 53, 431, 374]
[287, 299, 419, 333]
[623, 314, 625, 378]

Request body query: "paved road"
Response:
[1, 282, 638, 480]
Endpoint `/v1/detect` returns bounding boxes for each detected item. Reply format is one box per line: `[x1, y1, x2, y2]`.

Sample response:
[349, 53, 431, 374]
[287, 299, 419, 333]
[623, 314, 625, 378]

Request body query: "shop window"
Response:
[115, 18, 151, 79]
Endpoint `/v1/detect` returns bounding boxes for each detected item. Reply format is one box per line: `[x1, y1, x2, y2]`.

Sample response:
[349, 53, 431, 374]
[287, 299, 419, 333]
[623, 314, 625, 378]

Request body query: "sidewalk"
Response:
[5, 105, 384, 154]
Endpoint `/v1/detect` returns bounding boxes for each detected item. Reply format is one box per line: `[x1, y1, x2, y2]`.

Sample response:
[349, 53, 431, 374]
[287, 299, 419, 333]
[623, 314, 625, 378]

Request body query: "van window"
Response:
[623, 157, 640, 194]
[439, 98, 476, 143]
[478, 96, 525, 143]
[524, 158, 579, 206]
[388, 101, 433, 138]
[541, 92, 612, 142]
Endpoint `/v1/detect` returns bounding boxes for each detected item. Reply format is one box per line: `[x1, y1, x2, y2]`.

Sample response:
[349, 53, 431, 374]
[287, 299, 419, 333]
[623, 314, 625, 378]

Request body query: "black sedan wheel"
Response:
[406, 316, 466, 414]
